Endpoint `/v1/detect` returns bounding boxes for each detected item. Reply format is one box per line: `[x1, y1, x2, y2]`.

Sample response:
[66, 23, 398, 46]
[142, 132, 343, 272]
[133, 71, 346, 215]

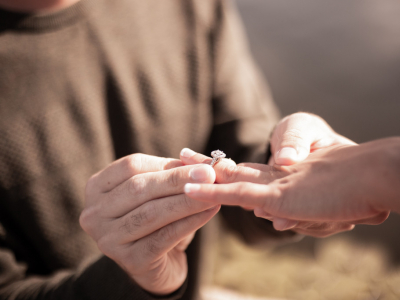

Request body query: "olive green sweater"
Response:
[0, 0, 294, 299]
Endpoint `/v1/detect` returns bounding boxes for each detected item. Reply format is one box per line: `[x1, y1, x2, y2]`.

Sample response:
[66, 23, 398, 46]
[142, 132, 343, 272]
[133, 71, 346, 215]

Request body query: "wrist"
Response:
[370, 137, 400, 212]
[383, 137, 400, 213]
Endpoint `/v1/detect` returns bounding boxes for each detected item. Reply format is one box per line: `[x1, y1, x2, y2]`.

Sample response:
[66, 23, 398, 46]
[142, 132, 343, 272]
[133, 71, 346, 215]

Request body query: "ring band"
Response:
[210, 150, 226, 168]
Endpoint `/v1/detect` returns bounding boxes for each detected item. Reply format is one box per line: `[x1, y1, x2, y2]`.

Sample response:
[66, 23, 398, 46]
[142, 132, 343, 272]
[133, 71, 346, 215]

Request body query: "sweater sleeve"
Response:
[0, 246, 186, 300]
[206, 0, 298, 246]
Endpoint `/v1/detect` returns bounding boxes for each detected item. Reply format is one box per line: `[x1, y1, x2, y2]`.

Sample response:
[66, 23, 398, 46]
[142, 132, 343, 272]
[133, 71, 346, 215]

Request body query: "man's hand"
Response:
[270, 112, 356, 165]
[182, 142, 394, 237]
[79, 154, 220, 296]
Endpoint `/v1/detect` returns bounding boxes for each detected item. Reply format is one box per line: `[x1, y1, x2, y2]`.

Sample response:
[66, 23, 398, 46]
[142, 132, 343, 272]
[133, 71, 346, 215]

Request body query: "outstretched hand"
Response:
[180, 113, 393, 237]
[182, 143, 392, 237]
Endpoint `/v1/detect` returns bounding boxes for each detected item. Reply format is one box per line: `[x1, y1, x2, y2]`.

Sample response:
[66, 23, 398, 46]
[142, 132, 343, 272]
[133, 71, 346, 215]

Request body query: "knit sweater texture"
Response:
[0, 0, 294, 299]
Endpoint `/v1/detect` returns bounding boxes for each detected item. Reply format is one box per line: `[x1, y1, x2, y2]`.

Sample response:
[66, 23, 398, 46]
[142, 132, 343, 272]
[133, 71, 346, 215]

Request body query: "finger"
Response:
[272, 218, 299, 231]
[292, 224, 355, 238]
[253, 207, 357, 236]
[123, 205, 221, 272]
[260, 211, 390, 228]
[272, 113, 323, 165]
[90, 154, 183, 193]
[294, 221, 355, 232]
[184, 182, 276, 209]
[180, 148, 237, 165]
[102, 164, 216, 217]
[351, 211, 390, 225]
[109, 194, 216, 244]
[180, 148, 285, 184]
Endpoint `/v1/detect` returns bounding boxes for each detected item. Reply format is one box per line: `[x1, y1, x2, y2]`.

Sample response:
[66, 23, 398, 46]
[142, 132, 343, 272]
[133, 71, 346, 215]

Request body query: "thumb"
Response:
[274, 129, 312, 165]
[272, 113, 327, 165]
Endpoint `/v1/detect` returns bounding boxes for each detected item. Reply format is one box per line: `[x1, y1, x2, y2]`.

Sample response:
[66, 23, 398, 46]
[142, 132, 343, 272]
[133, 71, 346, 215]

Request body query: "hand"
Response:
[80, 154, 220, 295]
[180, 112, 357, 237]
[270, 112, 356, 166]
[180, 145, 392, 237]
[263, 112, 359, 236]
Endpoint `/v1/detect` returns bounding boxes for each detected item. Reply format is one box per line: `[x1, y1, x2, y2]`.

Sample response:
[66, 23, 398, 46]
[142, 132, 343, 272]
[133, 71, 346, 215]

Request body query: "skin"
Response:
[5, 0, 383, 295]
[81, 112, 356, 296]
[183, 138, 400, 235]
[181, 113, 368, 237]
[80, 154, 219, 295]
[80, 111, 372, 296]
[269, 112, 356, 166]
[181, 112, 395, 237]
[0, 0, 80, 13]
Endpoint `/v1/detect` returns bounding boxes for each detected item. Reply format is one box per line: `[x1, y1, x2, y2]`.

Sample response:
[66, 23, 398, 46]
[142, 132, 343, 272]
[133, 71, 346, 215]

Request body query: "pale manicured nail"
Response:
[189, 165, 214, 182]
[273, 218, 298, 231]
[184, 183, 201, 194]
[275, 147, 298, 163]
[180, 148, 196, 158]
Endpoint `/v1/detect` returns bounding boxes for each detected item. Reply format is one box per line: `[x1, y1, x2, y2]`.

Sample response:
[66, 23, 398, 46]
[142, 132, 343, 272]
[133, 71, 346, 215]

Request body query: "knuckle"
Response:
[158, 224, 176, 243]
[123, 153, 144, 174]
[167, 168, 182, 188]
[120, 213, 144, 235]
[163, 158, 183, 170]
[140, 202, 158, 223]
[282, 128, 304, 143]
[220, 164, 239, 183]
[180, 194, 194, 210]
[145, 236, 161, 256]
[121, 203, 157, 235]
[264, 185, 284, 214]
[127, 175, 147, 197]
[163, 199, 178, 213]
[79, 205, 99, 235]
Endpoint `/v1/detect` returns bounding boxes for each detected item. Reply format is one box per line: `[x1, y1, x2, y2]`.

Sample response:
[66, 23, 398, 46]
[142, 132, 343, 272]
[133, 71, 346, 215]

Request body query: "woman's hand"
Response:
[182, 140, 398, 237]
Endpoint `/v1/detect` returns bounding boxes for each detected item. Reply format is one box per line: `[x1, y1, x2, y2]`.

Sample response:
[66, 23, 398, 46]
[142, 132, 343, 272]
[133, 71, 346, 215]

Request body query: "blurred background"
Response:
[212, 0, 400, 299]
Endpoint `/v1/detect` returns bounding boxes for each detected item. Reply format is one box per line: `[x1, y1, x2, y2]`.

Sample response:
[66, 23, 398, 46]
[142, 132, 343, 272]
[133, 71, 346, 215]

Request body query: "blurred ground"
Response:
[213, 233, 400, 300]
[212, 0, 400, 299]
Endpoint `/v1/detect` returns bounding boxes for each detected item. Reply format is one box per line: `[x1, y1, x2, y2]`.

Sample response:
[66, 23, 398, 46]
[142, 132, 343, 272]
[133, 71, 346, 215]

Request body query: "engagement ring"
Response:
[210, 150, 226, 167]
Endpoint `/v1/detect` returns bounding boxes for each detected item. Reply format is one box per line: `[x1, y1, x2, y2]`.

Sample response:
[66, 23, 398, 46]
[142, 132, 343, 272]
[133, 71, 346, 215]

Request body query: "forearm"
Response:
[376, 137, 400, 214]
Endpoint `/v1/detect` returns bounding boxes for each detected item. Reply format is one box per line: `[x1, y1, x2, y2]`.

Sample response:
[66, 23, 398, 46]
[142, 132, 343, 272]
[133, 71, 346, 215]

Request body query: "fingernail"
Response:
[189, 165, 215, 183]
[184, 183, 201, 194]
[181, 148, 196, 158]
[273, 218, 298, 231]
[275, 147, 298, 164]
[254, 208, 274, 221]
